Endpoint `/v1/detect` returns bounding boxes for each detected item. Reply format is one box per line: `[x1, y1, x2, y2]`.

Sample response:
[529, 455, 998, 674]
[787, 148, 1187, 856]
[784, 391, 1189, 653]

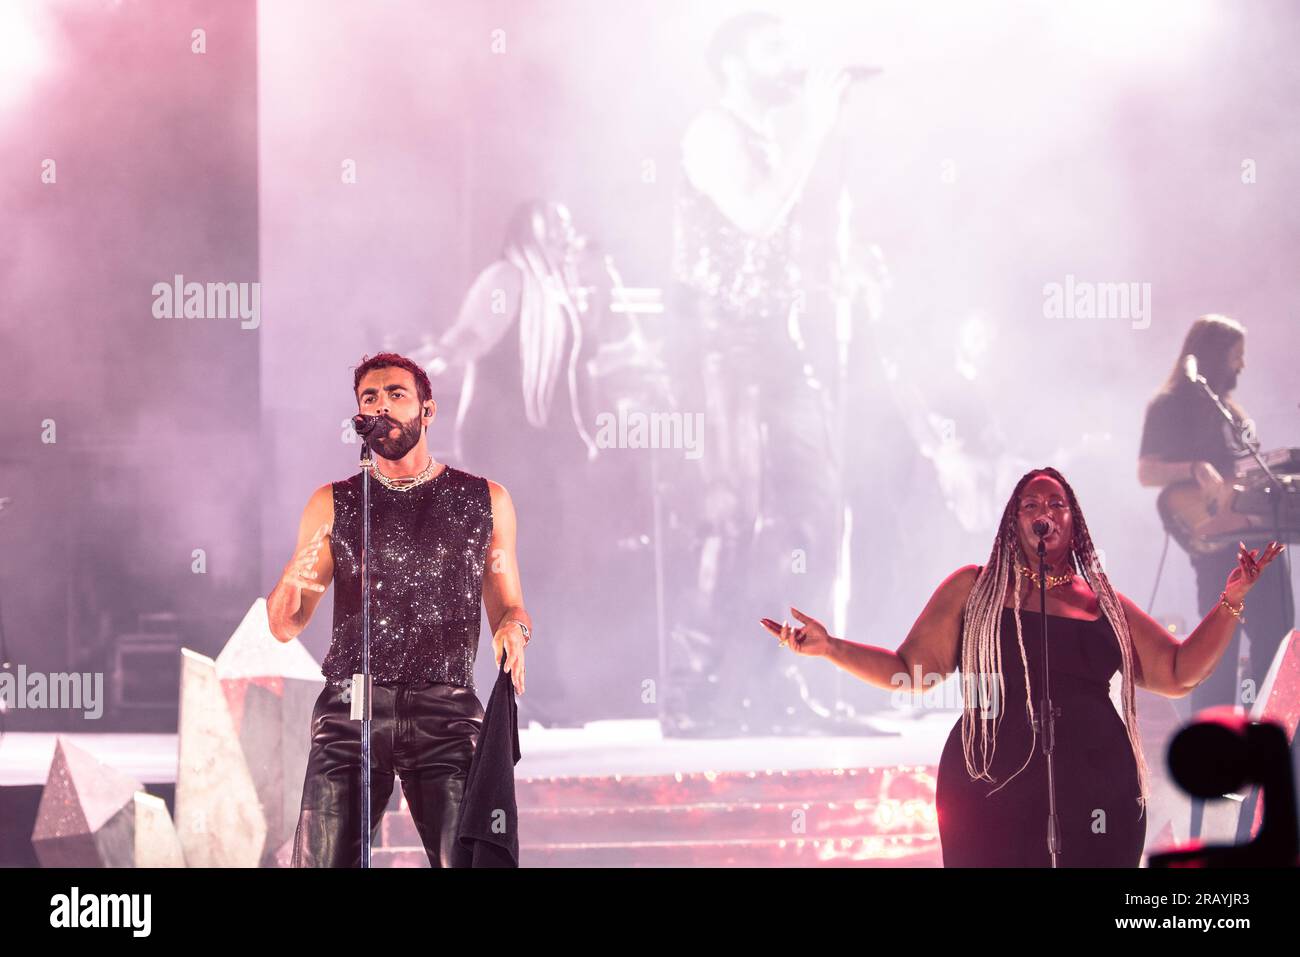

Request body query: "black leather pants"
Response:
[290, 681, 484, 868]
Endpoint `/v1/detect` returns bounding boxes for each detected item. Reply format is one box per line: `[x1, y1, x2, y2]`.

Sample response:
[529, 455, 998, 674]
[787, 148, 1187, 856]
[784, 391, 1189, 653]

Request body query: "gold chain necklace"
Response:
[363, 456, 439, 492]
[1018, 564, 1074, 589]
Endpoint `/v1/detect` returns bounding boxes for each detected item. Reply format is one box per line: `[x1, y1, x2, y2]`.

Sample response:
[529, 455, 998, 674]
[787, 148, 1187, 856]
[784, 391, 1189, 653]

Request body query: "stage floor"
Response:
[0, 709, 956, 786]
[3, 707, 1206, 866]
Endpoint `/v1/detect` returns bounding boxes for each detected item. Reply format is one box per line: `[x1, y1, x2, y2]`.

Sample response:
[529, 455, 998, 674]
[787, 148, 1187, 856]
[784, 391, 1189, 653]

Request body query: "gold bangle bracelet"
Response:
[1219, 592, 1245, 621]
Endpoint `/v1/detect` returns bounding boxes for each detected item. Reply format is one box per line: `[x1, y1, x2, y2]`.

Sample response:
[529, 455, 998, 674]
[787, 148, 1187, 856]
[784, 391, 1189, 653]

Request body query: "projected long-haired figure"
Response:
[763, 467, 1283, 866]
[412, 200, 657, 723]
[663, 11, 848, 735]
[421, 200, 599, 464]
[268, 353, 531, 867]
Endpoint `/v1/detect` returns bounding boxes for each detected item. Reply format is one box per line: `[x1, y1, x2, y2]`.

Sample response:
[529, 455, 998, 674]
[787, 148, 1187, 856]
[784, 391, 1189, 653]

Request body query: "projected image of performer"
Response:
[268, 352, 531, 867]
[762, 467, 1284, 866]
[1138, 314, 1296, 712]
[417, 200, 602, 466]
[412, 200, 664, 724]
[663, 10, 849, 735]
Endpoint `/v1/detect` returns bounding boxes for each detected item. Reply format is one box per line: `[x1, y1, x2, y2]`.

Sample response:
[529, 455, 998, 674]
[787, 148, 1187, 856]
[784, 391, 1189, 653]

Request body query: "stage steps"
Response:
[373, 764, 941, 867]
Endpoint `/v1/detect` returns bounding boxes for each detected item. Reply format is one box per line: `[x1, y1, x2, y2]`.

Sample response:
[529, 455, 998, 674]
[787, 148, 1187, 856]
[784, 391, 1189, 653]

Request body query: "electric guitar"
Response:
[1157, 451, 1300, 557]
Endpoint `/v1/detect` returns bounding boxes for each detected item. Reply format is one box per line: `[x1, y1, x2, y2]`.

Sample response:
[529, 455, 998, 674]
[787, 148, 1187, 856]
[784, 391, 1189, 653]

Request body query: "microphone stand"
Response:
[828, 169, 855, 728]
[355, 433, 376, 868]
[1033, 531, 1063, 867]
[1189, 372, 1295, 654]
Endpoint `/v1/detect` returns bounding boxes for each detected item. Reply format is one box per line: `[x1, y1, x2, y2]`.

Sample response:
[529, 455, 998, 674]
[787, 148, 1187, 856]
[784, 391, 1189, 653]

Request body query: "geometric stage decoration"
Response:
[175, 648, 265, 866]
[1237, 629, 1300, 841]
[133, 790, 186, 867]
[176, 598, 323, 866]
[31, 736, 183, 867]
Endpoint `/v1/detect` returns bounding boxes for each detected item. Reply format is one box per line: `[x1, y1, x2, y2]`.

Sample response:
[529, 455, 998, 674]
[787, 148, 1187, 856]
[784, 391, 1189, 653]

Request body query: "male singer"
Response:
[268, 352, 530, 867]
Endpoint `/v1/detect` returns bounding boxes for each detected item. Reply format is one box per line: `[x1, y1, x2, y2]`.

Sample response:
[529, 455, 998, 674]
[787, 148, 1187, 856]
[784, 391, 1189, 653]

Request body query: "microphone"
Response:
[1184, 354, 1200, 383]
[1032, 518, 1055, 539]
[352, 413, 385, 438]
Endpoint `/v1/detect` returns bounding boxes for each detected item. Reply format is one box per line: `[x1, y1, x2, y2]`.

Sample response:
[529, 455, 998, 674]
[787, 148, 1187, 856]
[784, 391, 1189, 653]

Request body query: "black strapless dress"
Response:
[935, 607, 1146, 866]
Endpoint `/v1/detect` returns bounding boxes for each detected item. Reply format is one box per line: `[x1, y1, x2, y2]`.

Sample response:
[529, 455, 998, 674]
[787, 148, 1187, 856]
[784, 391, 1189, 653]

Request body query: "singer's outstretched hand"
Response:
[1224, 540, 1285, 606]
[761, 607, 832, 657]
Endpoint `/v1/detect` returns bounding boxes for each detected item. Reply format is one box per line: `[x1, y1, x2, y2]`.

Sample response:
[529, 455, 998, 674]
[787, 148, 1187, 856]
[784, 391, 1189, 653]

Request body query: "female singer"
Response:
[761, 466, 1283, 866]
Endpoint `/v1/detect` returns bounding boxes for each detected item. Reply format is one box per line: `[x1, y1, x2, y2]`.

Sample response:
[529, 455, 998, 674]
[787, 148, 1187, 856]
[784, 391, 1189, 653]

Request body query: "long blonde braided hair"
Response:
[958, 467, 1149, 815]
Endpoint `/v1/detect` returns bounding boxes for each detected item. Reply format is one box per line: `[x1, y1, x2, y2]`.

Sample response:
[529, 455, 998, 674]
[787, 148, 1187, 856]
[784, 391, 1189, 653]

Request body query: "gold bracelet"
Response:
[1219, 591, 1245, 621]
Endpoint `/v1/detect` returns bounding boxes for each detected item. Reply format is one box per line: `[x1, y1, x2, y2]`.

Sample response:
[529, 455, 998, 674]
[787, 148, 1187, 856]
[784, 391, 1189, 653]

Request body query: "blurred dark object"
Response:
[1148, 707, 1297, 867]
[113, 634, 182, 712]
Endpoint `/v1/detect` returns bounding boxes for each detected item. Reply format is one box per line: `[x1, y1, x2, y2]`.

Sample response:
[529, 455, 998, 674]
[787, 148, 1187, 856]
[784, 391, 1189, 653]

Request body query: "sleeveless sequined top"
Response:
[672, 107, 803, 321]
[320, 464, 494, 689]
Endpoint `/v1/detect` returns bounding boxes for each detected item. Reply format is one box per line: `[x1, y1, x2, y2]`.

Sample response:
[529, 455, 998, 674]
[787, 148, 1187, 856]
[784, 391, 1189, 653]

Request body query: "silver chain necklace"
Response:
[362, 456, 439, 492]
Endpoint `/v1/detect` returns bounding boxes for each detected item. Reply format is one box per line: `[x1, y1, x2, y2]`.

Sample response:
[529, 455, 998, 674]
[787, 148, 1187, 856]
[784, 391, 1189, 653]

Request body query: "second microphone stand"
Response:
[1188, 370, 1295, 647]
[1032, 531, 1063, 868]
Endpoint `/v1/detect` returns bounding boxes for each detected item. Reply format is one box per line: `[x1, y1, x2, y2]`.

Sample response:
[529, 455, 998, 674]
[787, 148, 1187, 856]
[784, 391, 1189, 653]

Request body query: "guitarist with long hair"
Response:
[1137, 314, 1295, 713]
